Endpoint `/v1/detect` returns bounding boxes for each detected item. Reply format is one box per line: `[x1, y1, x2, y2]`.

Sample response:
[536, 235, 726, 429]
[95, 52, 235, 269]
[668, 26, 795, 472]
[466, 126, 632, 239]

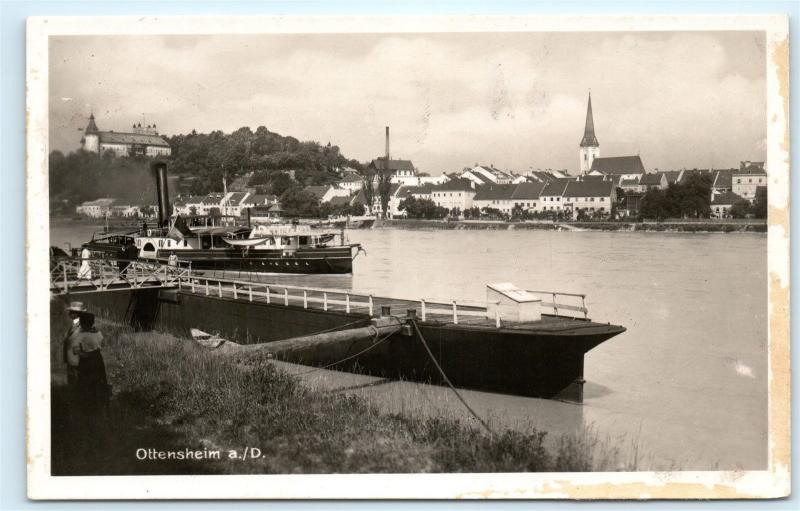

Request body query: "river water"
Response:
[50, 223, 768, 470]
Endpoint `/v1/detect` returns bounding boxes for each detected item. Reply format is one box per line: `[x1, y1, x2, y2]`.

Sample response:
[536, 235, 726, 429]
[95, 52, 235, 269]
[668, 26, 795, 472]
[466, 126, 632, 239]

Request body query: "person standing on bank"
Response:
[77, 246, 92, 280]
[72, 311, 111, 415]
[63, 302, 85, 386]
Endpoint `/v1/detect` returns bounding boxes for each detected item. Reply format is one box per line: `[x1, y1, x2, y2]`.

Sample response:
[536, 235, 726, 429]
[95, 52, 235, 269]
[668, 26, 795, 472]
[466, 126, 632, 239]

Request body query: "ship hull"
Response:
[58, 287, 624, 402]
[83, 244, 357, 274]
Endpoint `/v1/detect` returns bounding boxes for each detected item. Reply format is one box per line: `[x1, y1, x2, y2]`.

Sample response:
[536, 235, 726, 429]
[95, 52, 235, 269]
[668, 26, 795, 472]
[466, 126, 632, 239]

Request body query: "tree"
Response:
[377, 169, 393, 219]
[189, 205, 197, 215]
[362, 171, 375, 215]
[398, 197, 448, 219]
[639, 189, 671, 221]
[270, 173, 295, 196]
[669, 173, 712, 218]
[753, 188, 767, 219]
[463, 206, 481, 219]
[276, 186, 320, 218]
[729, 199, 753, 219]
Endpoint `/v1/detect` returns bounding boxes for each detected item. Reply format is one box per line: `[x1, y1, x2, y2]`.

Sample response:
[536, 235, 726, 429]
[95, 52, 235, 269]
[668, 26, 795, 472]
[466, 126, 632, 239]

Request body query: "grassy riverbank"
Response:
[50, 305, 640, 475]
[378, 218, 767, 233]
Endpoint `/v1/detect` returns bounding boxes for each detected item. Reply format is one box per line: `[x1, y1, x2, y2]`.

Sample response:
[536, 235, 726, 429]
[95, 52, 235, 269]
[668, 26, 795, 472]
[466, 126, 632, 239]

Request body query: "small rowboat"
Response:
[222, 236, 274, 247]
[190, 328, 228, 349]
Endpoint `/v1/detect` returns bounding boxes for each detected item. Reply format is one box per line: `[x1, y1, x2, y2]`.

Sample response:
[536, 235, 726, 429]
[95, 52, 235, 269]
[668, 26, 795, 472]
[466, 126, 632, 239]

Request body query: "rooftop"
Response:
[474, 184, 516, 201]
[368, 158, 415, 172]
[563, 179, 614, 198]
[97, 131, 171, 148]
[711, 191, 745, 205]
[590, 155, 645, 175]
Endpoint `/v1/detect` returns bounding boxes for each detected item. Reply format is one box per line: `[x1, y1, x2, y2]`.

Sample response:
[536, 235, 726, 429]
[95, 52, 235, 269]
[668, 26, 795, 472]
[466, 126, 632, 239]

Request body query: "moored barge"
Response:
[51, 260, 625, 403]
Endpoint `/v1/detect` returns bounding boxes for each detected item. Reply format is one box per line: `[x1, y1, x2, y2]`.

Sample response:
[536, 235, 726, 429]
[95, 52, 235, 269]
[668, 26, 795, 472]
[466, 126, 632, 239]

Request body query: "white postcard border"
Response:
[26, 14, 791, 500]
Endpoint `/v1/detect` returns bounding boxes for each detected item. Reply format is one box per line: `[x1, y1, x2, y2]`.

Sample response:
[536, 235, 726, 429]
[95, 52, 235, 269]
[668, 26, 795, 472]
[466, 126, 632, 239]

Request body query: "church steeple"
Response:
[580, 93, 599, 148]
[578, 92, 600, 173]
[85, 112, 99, 134]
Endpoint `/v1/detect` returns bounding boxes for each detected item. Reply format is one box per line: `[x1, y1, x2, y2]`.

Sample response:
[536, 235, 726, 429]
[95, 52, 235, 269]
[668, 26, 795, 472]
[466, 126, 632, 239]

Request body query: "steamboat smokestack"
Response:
[385, 126, 390, 162]
[151, 160, 170, 227]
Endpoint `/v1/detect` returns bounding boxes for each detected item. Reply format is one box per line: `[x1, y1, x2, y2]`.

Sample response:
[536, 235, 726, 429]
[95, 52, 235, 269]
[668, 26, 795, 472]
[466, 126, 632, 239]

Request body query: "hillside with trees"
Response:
[166, 126, 362, 195]
[49, 126, 364, 209]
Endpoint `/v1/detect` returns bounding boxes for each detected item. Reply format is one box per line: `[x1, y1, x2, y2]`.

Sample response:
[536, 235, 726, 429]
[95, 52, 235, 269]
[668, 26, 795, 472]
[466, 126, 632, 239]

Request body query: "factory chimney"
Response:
[385, 126, 390, 164]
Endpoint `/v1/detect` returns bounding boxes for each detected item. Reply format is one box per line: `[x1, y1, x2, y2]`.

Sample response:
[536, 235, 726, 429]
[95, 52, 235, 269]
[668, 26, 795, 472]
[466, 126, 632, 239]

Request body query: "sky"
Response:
[49, 31, 766, 175]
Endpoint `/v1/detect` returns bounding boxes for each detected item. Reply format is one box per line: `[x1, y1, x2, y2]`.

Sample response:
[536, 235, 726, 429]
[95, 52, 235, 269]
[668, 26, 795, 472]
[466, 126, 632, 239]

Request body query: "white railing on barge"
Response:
[50, 258, 590, 326]
[176, 274, 590, 327]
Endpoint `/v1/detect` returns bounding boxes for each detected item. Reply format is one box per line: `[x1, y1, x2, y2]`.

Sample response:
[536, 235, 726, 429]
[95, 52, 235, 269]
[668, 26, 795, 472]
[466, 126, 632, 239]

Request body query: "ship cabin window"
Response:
[212, 236, 228, 248]
[299, 236, 309, 246]
[201, 235, 212, 250]
[142, 242, 156, 253]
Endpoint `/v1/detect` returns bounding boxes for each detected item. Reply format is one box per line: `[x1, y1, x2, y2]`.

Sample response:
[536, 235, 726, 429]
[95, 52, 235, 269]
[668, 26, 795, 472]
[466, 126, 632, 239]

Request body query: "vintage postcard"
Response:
[26, 14, 790, 499]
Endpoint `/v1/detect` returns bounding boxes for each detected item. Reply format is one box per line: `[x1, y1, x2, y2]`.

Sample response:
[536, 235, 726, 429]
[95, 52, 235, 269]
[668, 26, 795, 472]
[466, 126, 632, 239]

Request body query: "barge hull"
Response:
[57, 288, 622, 402]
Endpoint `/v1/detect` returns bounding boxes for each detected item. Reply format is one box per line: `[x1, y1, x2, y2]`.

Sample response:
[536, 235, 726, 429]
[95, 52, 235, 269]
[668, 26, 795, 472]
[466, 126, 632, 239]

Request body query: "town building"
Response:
[337, 173, 364, 194]
[526, 170, 566, 183]
[401, 184, 433, 201]
[511, 182, 547, 212]
[75, 198, 116, 218]
[303, 185, 351, 204]
[220, 192, 252, 217]
[640, 172, 668, 191]
[173, 196, 203, 216]
[562, 178, 616, 219]
[579, 93, 600, 173]
[731, 161, 767, 203]
[429, 178, 476, 212]
[109, 202, 141, 218]
[710, 191, 746, 218]
[466, 165, 515, 185]
[366, 158, 419, 186]
[536, 179, 570, 213]
[81, 114, 171, 157]
[196, 193, 227, 215]
[711, 169, 734, 196]
[473, 184, 517, 215]
[418, 174, 451, 186]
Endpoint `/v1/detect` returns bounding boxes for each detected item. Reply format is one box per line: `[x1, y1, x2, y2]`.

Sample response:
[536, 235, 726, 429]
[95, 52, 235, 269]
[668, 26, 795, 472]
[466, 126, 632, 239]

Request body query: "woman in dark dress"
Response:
[73, 312, 111, 415]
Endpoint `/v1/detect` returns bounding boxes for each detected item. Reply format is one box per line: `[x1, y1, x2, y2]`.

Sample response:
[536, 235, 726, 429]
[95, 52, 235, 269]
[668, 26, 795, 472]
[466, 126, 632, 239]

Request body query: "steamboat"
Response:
[80, 161, 363, 274]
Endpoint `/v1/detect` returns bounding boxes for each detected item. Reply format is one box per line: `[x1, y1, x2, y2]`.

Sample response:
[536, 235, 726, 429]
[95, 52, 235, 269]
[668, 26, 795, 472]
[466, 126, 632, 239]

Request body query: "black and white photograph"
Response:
[26, 14, 790, 499]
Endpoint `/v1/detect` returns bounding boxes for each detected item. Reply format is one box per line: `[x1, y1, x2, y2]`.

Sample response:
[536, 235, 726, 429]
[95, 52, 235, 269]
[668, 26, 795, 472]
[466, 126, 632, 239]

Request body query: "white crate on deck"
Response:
[486, 282, 541, 323]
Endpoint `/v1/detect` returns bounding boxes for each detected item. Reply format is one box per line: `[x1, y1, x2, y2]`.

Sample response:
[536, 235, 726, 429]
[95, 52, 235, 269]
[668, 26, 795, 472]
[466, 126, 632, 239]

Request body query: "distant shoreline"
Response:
[377, 218, 768, 233]
[48, 215, 768, 234]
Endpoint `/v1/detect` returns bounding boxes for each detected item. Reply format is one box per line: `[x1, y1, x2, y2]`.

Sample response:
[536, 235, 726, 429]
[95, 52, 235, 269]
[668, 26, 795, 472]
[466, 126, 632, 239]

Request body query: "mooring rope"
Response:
[411, 320, 495, 437]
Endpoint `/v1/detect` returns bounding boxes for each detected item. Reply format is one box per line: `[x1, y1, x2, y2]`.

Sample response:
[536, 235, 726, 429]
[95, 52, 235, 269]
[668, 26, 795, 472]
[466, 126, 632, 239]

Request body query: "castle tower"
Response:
[82, 113, 100, 153]
[579, 93, 600, 174]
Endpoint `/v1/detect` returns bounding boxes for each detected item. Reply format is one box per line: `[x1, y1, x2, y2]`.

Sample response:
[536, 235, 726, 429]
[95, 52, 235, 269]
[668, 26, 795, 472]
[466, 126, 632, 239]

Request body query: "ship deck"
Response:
[51, 257, 618, 334]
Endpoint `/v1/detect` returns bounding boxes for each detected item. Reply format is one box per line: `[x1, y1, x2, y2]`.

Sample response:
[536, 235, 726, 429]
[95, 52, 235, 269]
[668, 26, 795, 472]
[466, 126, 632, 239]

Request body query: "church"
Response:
[81, 113, 172, 158]
[578, 93, 645, 176]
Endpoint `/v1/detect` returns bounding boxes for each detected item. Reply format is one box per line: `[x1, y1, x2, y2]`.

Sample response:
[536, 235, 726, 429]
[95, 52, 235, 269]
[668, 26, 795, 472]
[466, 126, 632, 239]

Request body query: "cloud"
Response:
[48, 31, 766, 173]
